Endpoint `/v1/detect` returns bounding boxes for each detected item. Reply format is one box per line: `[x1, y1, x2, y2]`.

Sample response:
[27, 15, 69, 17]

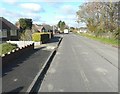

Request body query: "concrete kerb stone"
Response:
[26, 37, 63, 93]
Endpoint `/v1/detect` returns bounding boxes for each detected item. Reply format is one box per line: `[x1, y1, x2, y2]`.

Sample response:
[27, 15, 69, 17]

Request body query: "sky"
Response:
[0, 0, 87, 28]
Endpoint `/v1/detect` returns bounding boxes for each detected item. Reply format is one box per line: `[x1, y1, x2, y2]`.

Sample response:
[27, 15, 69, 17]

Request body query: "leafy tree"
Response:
[20, 29, 32, 41]
[76, 2, 119, 38]
[57, 20, 62, 28]
[57, 20, 66, 32]
[19, 18, 32, 30]
[60, 21, 66, 31]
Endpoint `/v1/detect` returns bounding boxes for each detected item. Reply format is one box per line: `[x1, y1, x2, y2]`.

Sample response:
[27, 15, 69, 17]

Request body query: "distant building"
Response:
[77, 27, 87, 33]
[0, 17, 19, 41]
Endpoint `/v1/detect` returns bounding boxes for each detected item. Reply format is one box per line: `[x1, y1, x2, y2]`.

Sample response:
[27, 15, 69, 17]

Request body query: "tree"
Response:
[60, 21, 66, 31]
[76, 2, 119, 38]
[18, 18, 33, 41]
[20, 29, 32, 41]
[57, 20, 66, 32]
[19, 18, 32, 30]
[57, 20, 62, 28]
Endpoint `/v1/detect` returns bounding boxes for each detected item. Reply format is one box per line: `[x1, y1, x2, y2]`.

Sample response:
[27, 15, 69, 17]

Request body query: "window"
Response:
[2, 29, 7, 37]
[10, 30, 17, 36]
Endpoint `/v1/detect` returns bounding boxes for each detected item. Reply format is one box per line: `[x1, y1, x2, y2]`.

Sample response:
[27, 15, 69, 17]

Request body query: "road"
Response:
[39, 33, 118, 92]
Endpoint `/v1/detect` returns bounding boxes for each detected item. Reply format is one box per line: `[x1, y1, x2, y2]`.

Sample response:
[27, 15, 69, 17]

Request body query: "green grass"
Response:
[75, 32, 118, 47]
[0, 43, 18, 56]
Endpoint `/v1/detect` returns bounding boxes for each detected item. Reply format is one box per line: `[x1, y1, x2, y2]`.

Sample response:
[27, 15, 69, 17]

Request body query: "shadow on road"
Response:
[2, 47, 46, 77]
[44, 36, 61, 44]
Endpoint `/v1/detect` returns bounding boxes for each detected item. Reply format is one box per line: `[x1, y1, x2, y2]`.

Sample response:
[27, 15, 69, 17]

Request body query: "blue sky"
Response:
[0, 0, 86, 27]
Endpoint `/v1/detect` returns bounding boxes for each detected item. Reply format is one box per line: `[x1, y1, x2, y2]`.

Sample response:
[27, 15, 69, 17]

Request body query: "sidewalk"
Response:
[2, 35, 61, 93]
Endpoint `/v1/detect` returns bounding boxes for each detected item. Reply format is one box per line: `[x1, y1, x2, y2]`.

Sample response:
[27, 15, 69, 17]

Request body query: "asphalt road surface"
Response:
[39, 33, 118, 92]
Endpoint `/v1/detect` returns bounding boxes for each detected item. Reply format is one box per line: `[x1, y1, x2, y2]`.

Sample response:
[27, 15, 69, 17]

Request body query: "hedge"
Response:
[32, 32, 52, 43]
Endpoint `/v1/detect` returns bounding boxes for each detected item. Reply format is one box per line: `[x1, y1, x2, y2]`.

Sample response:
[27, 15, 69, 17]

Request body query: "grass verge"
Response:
[75, 32, 119, 47]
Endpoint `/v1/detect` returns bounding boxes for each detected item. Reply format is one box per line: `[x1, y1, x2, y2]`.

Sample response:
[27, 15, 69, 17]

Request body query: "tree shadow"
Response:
[2, 47, 46, 77]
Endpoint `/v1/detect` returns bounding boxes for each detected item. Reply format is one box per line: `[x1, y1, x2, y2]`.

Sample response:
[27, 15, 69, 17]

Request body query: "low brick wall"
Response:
[2, 43, 34, 67]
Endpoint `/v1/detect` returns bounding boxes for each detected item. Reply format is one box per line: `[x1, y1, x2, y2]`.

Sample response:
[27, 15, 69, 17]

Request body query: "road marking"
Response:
[80, 70, 90, 91]
[80, 70, 89, 82]
[96, 68, 108, 75]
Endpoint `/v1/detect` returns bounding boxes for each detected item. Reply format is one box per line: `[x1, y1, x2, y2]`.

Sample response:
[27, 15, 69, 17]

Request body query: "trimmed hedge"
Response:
[32, 33, 42, 42]
[32, 32, 53, 43]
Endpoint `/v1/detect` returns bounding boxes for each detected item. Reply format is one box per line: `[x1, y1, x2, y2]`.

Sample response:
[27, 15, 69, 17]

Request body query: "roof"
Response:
[42, 24, 52, 31]
[32, 24, 53, 32]
[32, 24, 45, 32]
[0, 17, 17, 30]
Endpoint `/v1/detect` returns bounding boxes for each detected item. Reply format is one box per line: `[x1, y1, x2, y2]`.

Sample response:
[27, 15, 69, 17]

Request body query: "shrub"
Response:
[32, 33, 42, 42]
[32, 32, 51, 43]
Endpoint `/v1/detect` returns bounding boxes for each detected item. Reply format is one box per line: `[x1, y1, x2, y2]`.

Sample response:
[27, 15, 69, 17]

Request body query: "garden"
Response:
[0, 43, 18, 56]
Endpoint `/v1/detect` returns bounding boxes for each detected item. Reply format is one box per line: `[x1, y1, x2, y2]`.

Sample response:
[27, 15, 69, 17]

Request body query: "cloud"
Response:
[59, 5, 76, 15]
[0, 8, 41, 24]
[19, 3, 44, 12]
[2, 0, 18, 4]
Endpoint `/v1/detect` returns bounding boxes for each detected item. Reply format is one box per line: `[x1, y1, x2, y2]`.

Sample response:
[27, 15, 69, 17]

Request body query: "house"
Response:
[32, 24, 45, 33]
[0, 17, 19, 41]
[32, 24, 53, 33]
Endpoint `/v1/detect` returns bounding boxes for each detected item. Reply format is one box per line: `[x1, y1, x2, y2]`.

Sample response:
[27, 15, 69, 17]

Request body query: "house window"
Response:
[2, 29, 7, 37]
[10, 30, 17, 36]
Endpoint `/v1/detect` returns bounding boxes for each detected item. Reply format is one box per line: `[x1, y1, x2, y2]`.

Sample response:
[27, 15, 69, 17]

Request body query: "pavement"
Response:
[2, 35, 61, 93]
[39, 33, 118, 92]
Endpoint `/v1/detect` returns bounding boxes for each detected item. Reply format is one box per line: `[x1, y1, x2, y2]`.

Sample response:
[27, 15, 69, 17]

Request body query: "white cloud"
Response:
[2, 0, 18, 4]
[0, 8, 41, 24]
[19, 3, 42, 12]
[60, 5, 76, 15]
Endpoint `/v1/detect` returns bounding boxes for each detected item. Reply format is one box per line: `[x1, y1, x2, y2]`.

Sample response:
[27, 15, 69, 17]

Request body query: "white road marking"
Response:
[80, 70, 89, 82]
[96, 68, 108, 75]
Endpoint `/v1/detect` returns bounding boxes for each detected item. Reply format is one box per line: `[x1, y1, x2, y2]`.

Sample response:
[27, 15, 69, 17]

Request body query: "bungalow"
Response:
[0, 17, 19, 41]
[32, 24, 45, 33]
[32, 24, 53, 33]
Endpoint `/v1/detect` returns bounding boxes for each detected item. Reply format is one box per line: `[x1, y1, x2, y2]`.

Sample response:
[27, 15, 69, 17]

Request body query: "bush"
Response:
[32, 32, 51, 43]
[0, 43, 18, 56]
[32, 33, 42, 42]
